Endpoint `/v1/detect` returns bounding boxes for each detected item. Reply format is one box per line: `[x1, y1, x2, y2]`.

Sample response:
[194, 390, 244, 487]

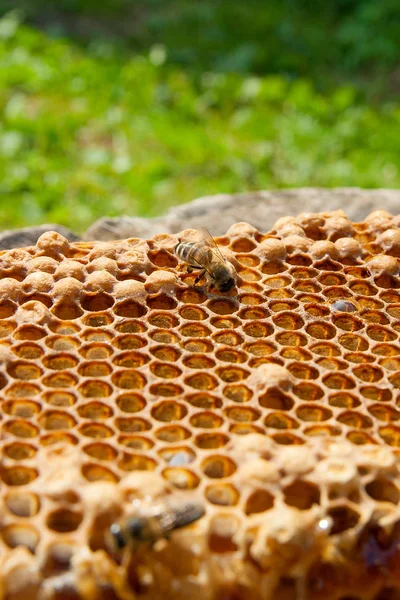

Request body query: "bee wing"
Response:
[198, 227, 228, 264]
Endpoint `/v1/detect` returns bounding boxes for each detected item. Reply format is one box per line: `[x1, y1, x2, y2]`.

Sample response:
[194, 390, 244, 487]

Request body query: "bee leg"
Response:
[194, 270, 206, 285]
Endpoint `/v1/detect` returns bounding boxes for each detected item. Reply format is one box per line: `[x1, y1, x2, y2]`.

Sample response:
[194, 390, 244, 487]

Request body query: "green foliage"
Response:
[0, 14, 399, 232]
[1, 0, 399, 91]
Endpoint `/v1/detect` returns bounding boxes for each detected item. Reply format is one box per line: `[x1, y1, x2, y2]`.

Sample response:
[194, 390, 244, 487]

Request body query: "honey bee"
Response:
[174, 228, 236, 293]
[109, 499, 205, 551]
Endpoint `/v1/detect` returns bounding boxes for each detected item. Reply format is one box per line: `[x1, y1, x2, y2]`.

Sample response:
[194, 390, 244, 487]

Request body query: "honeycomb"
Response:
[2, 211, 400, 599]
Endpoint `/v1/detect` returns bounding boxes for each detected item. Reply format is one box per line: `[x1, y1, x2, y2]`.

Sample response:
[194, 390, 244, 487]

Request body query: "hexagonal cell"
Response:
[244, 489, 274, 515]
[12, 342, 44, 360]
[82, 313, 114, 328]
[78, 380, 113, 397]
[7, 361, 43, 381]
[238, 307, 269, 321]
[6, 382, 41, 398]
[194, 432, 229, 449]
[38, 411, 76, 431]
[3, 420, 39, 438]
[183, 338, 214, 352]
[210, 316, 241, 330]
[81, 292, 114, 312]
[223, 384, 253, 404]
[2, 400, 41, 418]
[361, 386, 392, 402]
[1, 524, 40, 553]
[148, 249, 177, 268]
[114, 300, 147, 319]
[151, 401, 187, 422]
[111, 352, 150, 369]
[216, 366, 250, 383]
[158, 446, 196, 466]
[81, 464, 119, 483]
[13, 325, 46, 341]
[81, 329, 114, 343]
[148, 313, 179, 329]
[259, 389, 294, 410]
[229, 423, 265, 435]
[149, 382, 183, 399]
[348, 280, 378, 296]
[78, 402, 113, 420]
[288, 363, 319, 381]
[224, 406, 260, 422]
[43, 354, 79, 371]
[329, 393, 361, 409]
[272, 432, 305, 445]
[190, 412, 224, 429]
[317, 357, 349, 371]
[52, 301, 83, 320]
[327, 504, 360, 535]
[215, 348, 247, 364]
[162, 468, 200, 489]
[352, 364, 383, 383]
[379, 425, 400, 446]
[242, 322, 273, 338]
[347, 431, 377, 445]
[206, 484, 239, 506]
[50, 322, 81, 335]
[147, 294, 178, 311]
[280, 347, 312, 361]
[46, 336, 80, 353]
[367, 325, 397, 342]
[185, 393, 221, 410]
[275, 331, 308, 347]
[296, 405, 332, 422]
[304, 425, 341, 437]
[323, 287, 352, 301]
[179, 323, 212, 338]
[365, 478, 400, 504]
[338, 411, 373, 429]
[114, 335, 147, 352]
[372, 343, 400, 357]
[3, 442, 37, 460]
[2, 466, 38, 486]
[292, 280, 321, 294]
[380, 357, 400, 371]
[43, 372, 78, 389]
[344, 352, 375, 364]
[305, 322, 336, 340]
[118, 453, 158, 472]
[339, 333, 369, 352]
[269, 300, 299, 313]
[323, 373, 356, 390]
[154, 425, 191, 443]
[179, 305, 208, 321]
[318, 273, 347, 286]
[182, 355, 216, 369]
[201, 455, 237, 479]
[272, 313, 304, 331]
[114, 320, 147, 334]
[115, 417, 152, 433]
[83, 442, 118, 461]
[361, 310, 390, 325]
[116, 393, 146, 414]
[5, 491, 40, 517]
[118, 435, 154, 450]
[283, 480, 320, 510]
[185, 372, 218, 390]
[40, 432, 78, 446]
[79, 423, 114, 439]
[112, 370, 147, 390]
[293, 382, 324, 401]
[149, 329, 180, 345]
[0, 320, 17, 338]
[264, 412, 299, 430]
[176, 288, 207, 304]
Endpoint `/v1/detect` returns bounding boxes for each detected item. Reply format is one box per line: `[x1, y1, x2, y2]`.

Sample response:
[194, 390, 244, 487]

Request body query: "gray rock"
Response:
[83, 187, 400, 240]
[0, 224, 80, 250]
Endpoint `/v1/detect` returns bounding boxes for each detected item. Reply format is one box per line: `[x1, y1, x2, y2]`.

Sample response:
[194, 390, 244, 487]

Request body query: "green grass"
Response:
[0, 13, 400, 233]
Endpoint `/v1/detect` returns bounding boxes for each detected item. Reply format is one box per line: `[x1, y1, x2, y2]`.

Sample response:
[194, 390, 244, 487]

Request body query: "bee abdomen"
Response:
[175, 242, 201, 265]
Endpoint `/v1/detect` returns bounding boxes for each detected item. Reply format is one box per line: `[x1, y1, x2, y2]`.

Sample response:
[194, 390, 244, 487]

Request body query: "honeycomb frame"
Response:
[1, 211, 400, 599]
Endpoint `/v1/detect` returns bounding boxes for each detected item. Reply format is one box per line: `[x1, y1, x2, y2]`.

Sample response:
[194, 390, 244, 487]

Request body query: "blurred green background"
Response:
[0, 0, 399, 232]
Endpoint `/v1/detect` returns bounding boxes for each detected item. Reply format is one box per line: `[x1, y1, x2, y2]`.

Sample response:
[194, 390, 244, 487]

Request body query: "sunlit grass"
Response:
[0, 14, 399, 232]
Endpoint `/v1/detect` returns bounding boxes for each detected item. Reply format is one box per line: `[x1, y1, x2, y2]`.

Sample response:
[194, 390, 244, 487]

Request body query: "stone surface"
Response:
[0, 224, 80, 250]
[83, 187, 400, 240]
[1, 188, 400, 249]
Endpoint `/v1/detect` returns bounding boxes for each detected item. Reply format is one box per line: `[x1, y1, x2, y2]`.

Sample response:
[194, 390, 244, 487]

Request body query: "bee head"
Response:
[109, 523, 126, 550]
[217, 276, 235, 293]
